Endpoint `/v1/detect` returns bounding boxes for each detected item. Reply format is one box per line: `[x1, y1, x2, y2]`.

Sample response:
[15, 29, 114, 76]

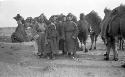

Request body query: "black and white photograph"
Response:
[0, 0, 125, 77]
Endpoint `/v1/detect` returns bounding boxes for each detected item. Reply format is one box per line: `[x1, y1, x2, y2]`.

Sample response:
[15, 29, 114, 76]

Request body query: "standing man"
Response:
[33, 14, 48, 57]
[64, 14, 79, 58]
[56, 15, 67, 55]
[60, 16, 67, 55]
[67, 13, 80, 51]
[45, 17, 59, 59]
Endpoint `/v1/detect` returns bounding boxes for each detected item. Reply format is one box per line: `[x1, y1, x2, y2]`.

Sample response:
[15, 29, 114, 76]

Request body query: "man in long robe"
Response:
[45, 21, 59, 59]
[64, 15, 79, 58]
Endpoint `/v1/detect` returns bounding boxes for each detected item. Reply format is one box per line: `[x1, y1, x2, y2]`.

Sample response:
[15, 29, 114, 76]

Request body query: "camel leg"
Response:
[83, 41, 88, 53]
[112, 41, 118, 61]
[119, 39, 121, 50]
[94, 35, 98, 49]
[122, 40, 124, 50]
[101, 36, 106, 45]
[80, 41, 83, 51]
[104, 42, 111, 60]
[89, 35, 94, 50]
[120, 39, 124, 50]
[104, 40, 108, 56]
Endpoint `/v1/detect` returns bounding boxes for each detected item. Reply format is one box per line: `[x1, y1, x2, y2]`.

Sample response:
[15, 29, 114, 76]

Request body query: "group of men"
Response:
[39, 13, 79, 59]
[13, 13, 80, 59]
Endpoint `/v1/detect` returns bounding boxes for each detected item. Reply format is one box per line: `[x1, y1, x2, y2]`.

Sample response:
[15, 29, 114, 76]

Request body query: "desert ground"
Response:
[0, 27, 125, 77]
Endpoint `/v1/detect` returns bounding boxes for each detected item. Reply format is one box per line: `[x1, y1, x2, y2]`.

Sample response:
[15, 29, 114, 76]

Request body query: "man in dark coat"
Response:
[59, 16, 67, 55]
[55, 15, 66, 55]
[64, 15, 79, 58]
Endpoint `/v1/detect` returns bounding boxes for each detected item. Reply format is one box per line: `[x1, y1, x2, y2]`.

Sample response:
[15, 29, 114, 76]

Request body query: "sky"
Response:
[0, 0, 125, 27]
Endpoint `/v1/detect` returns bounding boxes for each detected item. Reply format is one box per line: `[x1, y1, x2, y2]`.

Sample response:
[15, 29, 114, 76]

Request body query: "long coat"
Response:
[45, 23, 59, 54]
[64, 21, 79, 53]
[33, 22, 47, 54]
[55, 21, 65, 51]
